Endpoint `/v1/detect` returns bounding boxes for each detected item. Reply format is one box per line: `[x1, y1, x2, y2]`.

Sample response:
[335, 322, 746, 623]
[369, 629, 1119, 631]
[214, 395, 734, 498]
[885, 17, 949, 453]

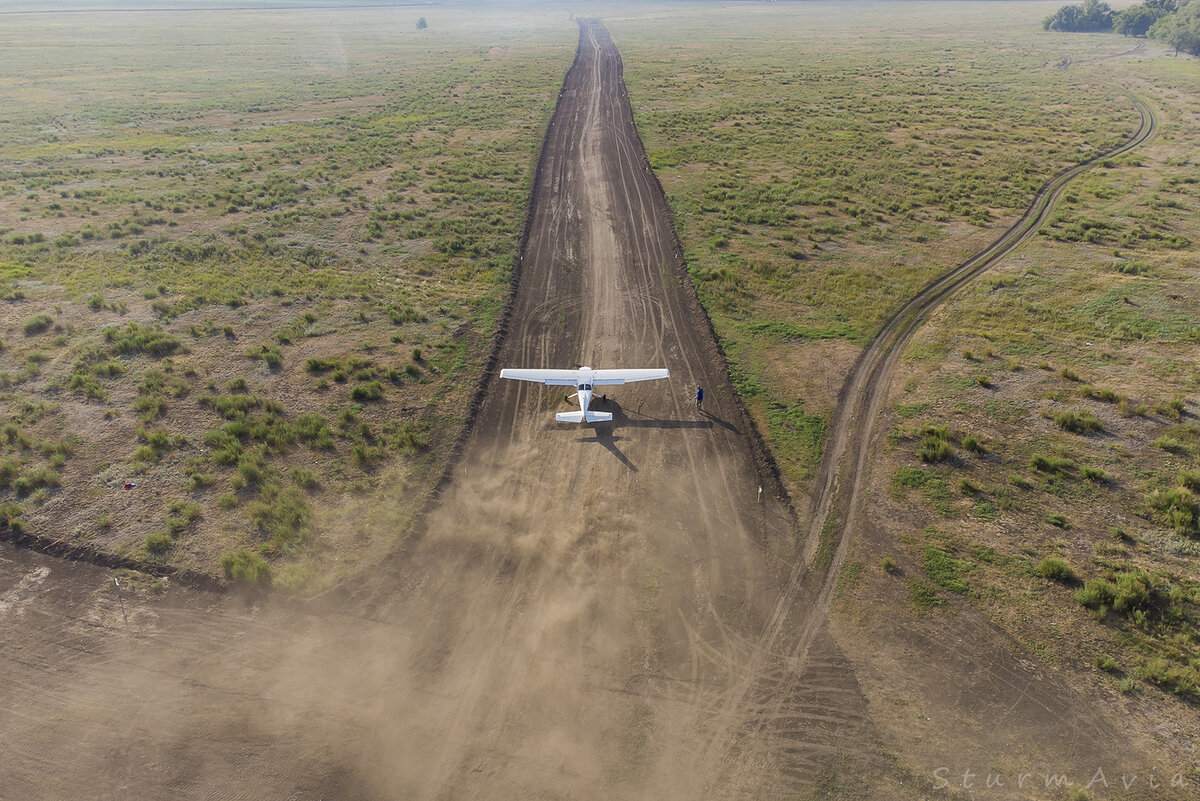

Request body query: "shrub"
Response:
[1146, 487, 1198, 537]
[293, 468, 320, 489]
[236, 451, 265, 486]
[133, 395, 167, 422]
[0, 459, 21, 488]
[145, 531, 173, 554]
[165, 501, 201, 533]
[918, 434, 953, 463]
[352, 443, 385, 469]
[961, 435, 984, 454]
[1135, 659, 1200, 701]
[1054, 409, 1103, 434]
[220, 549, 272, 587]
[23, 314, 54, 336]
[1076, 578, 1116, 611]
[14, 467, 60, 495]
[145, 430, 170, 451]
[294, 413, 334, 449]
[245, 344, 282, 368]
[396, 419, 430, 453]
[200, 393, 261, 419]
[1110, 571, 1157, 616]
[880, 556, 898, 574]
[0, 501, 25, 529]
[1080, 466, 1107, 483]
[103, 323, 181, 356]
[1031, 455, 1074, 474]
[187, 472, 214, 491]
[387, 305, 425, 324]
[305, 356, 338, 373]
[1153, 436, 1186, 454]
[1157, 395, 1186, 420]
[1060, 366, 1080, 382]
[1180, 470, 1200, 493]
[251, 484, 312, 554]
[1076, 569, 1167, 622]
[88, 295, 105, 311]
[1037, 557, 1075, 582]
[1046, 513, 1070, 528]
[350, 380, 384, 401]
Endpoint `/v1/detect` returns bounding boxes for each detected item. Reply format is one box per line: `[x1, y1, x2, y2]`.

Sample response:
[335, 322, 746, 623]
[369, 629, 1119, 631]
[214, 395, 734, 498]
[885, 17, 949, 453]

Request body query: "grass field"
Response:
[610, 1, 1137, 489]
[0, 4, 575, 586]
[883, 58, 1200, 708]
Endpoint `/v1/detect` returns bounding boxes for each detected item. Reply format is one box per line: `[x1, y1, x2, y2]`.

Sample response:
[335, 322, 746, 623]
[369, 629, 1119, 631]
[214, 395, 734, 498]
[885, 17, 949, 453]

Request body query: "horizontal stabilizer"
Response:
[555, 410, 613, 423]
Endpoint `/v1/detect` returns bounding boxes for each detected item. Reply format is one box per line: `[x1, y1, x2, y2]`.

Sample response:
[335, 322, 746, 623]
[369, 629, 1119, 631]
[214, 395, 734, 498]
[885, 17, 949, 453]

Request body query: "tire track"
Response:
[694, 94, 1158, 793]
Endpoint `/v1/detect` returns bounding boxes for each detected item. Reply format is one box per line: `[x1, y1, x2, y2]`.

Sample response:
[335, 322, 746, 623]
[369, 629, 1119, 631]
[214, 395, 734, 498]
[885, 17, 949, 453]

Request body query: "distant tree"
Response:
[1044, 0, 1114, 31]
[1115, 0, 1177, 37]
[416, 16, 428, 31]
[1150, 1, 1200, 55]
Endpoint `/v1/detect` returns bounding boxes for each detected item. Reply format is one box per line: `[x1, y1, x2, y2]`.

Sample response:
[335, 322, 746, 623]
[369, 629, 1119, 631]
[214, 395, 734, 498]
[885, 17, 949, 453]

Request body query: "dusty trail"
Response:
[697, 94, 1161, 791]
[806, 94, 1157, 647]
[352, 19, 882, 798]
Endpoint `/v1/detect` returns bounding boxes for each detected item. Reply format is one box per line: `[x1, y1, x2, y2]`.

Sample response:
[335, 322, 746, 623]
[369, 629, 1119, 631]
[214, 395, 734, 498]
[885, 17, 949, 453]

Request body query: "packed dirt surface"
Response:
[0, 20, 884, 800]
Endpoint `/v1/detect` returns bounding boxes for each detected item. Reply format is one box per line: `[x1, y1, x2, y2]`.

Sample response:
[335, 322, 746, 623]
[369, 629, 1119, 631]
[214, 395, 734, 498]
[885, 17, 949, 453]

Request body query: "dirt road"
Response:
[0, 20, 881, 800]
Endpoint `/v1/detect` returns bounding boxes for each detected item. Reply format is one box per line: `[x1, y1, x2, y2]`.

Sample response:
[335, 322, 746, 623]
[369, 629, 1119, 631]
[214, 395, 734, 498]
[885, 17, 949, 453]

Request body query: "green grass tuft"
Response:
[220, 549, 272, 587]
[1036, 557, 1075, 582]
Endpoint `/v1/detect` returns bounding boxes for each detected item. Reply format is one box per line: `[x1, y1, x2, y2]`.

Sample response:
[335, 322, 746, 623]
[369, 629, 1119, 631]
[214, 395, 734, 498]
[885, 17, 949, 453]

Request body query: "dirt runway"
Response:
[0, 20, 883, 800]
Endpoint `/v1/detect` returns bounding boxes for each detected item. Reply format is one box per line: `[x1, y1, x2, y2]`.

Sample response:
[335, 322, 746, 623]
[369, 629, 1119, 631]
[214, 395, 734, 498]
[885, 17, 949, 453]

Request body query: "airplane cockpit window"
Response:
[578, 384, 592, 390]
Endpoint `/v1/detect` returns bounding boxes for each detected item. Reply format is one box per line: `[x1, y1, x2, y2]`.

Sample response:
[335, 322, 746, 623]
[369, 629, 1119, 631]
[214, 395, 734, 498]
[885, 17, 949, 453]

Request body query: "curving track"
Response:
[0, 20, 1164, 801]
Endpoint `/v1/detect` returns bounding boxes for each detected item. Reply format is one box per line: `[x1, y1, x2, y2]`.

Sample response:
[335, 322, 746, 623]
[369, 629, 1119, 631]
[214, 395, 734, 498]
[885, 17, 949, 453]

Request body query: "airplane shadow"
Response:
[566, 399, 718, 472]
[575, 426, 637, 472]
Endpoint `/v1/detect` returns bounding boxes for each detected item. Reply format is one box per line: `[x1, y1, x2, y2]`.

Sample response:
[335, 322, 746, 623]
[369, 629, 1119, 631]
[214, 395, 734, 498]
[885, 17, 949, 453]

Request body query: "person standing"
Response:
[695, 385, 704, 411]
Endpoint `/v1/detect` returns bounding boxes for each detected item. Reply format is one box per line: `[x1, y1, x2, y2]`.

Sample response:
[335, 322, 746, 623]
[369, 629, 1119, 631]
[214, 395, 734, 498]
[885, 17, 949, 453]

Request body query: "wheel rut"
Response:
[691, 93, 1159, 794]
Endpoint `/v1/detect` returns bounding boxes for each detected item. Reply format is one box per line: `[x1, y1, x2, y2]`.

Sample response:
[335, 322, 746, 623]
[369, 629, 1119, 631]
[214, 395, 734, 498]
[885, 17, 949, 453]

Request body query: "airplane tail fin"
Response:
[555, 411, 613, 423]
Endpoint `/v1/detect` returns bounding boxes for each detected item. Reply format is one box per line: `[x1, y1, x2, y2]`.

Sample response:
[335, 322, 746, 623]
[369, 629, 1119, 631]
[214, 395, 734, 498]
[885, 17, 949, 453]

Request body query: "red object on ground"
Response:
[123, 482, 135, 489]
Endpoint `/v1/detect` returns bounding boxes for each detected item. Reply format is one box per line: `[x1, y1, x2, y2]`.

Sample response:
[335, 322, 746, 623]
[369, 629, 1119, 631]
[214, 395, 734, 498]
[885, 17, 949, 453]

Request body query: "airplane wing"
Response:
[499, 368, 579, 386]
[588, 368, 669, 386]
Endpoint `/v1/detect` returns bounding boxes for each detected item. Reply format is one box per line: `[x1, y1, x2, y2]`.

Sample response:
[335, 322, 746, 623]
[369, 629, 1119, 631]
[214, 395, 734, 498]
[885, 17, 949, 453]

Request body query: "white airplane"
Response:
[500, 366, 669, 423]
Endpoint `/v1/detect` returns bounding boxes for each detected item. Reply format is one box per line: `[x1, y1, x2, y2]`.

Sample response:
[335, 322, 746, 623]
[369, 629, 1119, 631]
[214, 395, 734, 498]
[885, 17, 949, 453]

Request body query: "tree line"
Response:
[1043, 0, 1200, 57]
